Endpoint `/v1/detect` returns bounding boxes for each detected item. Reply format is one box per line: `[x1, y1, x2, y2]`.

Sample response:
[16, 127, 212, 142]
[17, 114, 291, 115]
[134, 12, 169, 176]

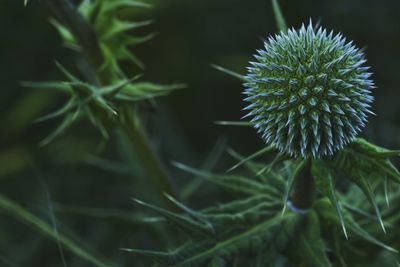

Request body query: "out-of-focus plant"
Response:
[128, 1, 400, 266]
[1, 0, 183, 266]
[23, 0, 184, 196]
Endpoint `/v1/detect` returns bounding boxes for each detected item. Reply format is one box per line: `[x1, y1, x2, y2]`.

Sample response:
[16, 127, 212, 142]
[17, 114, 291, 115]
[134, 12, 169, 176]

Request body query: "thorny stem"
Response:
[290, 165, 315, 211]
[45, 0, 177, 199]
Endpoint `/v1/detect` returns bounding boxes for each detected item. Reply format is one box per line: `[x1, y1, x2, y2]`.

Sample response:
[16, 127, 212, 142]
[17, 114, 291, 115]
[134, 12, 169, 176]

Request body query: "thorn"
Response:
[132, 198, 146, 205]
[120, 248, 134, 252]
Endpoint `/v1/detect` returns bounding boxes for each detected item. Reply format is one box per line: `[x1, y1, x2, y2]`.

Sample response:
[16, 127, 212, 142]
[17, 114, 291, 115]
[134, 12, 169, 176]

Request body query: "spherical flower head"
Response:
[244, 22, 374, 158]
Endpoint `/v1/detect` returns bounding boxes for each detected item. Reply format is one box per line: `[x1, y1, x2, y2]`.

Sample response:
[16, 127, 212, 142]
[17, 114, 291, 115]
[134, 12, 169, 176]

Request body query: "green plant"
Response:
[3, 1, 400, 267]
[128, 1, 400, 266]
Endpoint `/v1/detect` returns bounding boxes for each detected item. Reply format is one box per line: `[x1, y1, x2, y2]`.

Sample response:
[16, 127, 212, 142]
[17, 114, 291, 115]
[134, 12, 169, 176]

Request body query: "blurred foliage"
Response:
[1, 0, 400, 266]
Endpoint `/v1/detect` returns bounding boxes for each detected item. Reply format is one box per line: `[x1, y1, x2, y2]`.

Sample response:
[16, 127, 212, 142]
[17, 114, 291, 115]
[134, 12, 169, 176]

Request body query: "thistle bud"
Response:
[244, 22, 374, 158]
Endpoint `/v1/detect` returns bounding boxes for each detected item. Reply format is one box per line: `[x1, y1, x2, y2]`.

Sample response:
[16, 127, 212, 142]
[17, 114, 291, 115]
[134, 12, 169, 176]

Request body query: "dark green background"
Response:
[0, 0, 399, 266]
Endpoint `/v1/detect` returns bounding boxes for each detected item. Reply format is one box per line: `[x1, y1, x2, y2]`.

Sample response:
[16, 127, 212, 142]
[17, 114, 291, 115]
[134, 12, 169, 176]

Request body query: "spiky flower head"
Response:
[244, 22, 374, 158]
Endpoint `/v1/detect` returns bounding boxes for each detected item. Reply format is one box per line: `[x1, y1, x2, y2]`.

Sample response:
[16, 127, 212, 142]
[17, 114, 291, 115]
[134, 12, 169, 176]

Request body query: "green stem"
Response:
[121, 106, 177, 197]
[45, 0, 176, 198]
[290, 165, 315, 210]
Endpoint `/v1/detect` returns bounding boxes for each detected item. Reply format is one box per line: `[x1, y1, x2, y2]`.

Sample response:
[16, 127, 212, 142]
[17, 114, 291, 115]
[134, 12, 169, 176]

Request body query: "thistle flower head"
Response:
[244, 22, 374, 158]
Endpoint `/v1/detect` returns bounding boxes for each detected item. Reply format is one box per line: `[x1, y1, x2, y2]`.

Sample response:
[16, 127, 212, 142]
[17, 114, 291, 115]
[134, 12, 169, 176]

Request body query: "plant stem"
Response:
[45, 0, 176, 198]
[290, 165, 315, 210]
[121, 106, 177, 197]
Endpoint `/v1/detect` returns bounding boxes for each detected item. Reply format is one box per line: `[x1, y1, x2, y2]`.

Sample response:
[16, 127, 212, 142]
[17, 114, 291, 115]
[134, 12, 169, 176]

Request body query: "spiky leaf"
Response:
[312, 159, 348, 238]
[173, 162, 281, 198]
[295, 211, 332, 267]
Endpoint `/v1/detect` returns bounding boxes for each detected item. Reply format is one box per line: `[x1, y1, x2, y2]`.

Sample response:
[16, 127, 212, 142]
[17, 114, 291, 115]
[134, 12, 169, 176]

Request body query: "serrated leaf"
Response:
[336, 141, 400, 184]
[297, 211, 332, 267]
[348, 173, 386, 233]
[173, 162, 280, 198]
[163, 193, 214, 234]
[346, 215, 397, 253]
[312, 159, 347, 238]
[133, 199, 214, 237]
[227, 148, 269, 181]
[342, 202, 377, 222]
[227, 148, 286, 189]
[373, 159, 400, 184]
[203, 195, 272, 215]
[226, 146, 276, 173]
[352, 138, 400, 158]
[204, 201, 281, 226]
[256, 153, 289, 177]
[170, 213, 293, 267]
[315, 199, 397, 253]
[251, 212, 301, 266]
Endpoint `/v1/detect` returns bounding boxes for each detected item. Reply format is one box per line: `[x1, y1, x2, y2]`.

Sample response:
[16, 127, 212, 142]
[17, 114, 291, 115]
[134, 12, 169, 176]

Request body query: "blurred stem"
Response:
[121, 106, 176, 197]
[45, 0, 176, 199]
[290, 165, 315, 210]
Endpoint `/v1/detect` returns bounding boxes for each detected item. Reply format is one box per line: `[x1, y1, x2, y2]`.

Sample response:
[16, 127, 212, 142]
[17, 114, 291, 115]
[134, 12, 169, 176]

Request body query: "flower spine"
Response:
[244, 22, 374, 158]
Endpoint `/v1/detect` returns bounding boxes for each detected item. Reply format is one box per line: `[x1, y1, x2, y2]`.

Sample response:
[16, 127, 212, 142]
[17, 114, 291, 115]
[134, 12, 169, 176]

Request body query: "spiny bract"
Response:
[244, 22, 374, 158]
